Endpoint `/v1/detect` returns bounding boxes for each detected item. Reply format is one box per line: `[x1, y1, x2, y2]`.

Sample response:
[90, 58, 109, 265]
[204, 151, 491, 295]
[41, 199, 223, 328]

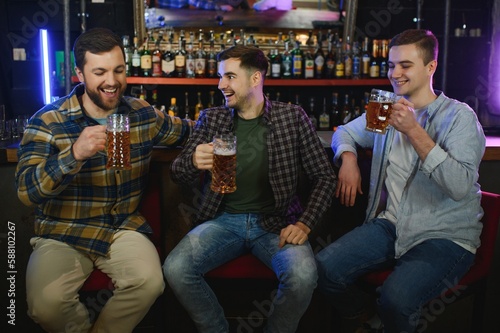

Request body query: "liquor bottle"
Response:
[304, 48, 314, 79]
[281, 41, 292, 79]
[314, 38, 325, 79]
[291, 40, 303, 79]
[318, 97, 331, 131]
[343, 36, 353, 79]
[186, 32, 195, 78]
[308, 97, 318, 130]
[331, 92, 340, 129]
[174, 37, 186, 77]
[324, 37, 335, 79]
[168, 97, 178, 117]
[151, 89, 158, 108]
[270, 48, 282, 79]
[334, 42, 344, 79]
[194, 91, 204, 120]
[152, 32, 163, 77]
[122, 35, 132, 76]
[206, 37, 217, 78]
[379, 39, 389, 78]
[352, 41, 361, 79]
[361, 37, 371, 78]
[139, 85, 147, 100]
[369, 39, 380, 78]
[275, 32, 285, 49]
[195, 30, 206, 78]
[207, 90, 216, 108]
[141, 32, 152, 77]
[341, 93, 352, 124]
[131, 34, 141, 77]
[162, 33, 175, 77]
[184, 91, 190, 119]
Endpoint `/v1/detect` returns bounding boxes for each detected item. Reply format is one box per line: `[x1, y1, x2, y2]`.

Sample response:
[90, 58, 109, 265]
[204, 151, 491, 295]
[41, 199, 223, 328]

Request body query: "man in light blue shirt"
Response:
[316, 29, 485, 333]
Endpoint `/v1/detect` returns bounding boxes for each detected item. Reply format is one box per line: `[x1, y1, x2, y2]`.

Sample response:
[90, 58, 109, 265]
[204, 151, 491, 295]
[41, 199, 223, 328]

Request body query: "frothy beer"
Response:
[211, 134, 237, 194]
[365, 89, 398, 135]
[366, 101, 393, 134]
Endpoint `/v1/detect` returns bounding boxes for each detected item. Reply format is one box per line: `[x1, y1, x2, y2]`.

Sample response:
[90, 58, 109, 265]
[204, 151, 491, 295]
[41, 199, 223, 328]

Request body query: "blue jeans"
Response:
[163, 213, 317, 333]
[315, 218, 475, 333]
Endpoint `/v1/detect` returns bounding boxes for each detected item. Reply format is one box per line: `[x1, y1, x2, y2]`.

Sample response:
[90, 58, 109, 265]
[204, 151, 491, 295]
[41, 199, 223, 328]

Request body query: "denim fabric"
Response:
[331, 92, 485, 258]
[164, 212, 317, 333]
[316, 218, 475, 333]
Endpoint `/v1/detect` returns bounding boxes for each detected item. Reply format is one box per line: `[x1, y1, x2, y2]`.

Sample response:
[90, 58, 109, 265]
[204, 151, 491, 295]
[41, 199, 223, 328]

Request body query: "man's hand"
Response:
[278, 222, 310, 248]
[72, 125, 106, 161]
[192, 143, 214, 170]
[335, 151, 363, 207]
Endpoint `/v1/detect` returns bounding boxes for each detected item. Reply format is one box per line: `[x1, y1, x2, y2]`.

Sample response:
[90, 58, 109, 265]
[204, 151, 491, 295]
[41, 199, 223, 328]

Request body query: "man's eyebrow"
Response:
[388, 60, 414, 65]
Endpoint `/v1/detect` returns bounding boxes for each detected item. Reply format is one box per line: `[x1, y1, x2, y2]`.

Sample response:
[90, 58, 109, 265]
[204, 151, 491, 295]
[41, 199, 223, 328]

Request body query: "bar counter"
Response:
[3, 133, 500, 163]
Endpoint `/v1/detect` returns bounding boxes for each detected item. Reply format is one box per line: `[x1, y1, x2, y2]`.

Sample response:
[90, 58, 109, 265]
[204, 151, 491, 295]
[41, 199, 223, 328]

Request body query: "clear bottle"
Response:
[122, 35, 132, 76]
[319, 97, 331, 131]
[131, 34, 141, 77]
[186, 32, 195, 78]
[281, 41, 292, 79]
[194, 91, 204, 120]
[270, 49, 282, 79]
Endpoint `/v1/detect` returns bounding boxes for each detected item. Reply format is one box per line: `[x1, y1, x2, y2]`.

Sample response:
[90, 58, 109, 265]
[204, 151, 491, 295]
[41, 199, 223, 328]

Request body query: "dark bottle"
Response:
[162, 33, 175, 77]
[184, 91, 190, 119]
[206, 36, 217, 78]
[308, 97, 318, 130]
[324, 37, 335, 79]
[304, 48, 314, 79]
[343, 36, 353, 79]
[174, 37, 186, 78]
[194, 91, 204, 120]
[141, 32, 153, 77]
[334, 42, 344, 79]
[352, 41, 361, 79]
[185, 32, 195, 78]
[331, 92, 340, 129]
[195, 30, 207, 78]
[270, 49, 282, 79]
[341, 93, 352, 124]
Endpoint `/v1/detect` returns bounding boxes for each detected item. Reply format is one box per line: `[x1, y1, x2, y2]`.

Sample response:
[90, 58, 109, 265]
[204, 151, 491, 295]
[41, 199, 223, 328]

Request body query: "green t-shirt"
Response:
[222, 115, 275, 214]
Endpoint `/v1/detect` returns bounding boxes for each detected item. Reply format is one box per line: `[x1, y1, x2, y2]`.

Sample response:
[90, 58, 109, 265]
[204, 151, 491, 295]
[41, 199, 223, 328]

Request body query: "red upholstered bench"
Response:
[81, 179, 163, 291]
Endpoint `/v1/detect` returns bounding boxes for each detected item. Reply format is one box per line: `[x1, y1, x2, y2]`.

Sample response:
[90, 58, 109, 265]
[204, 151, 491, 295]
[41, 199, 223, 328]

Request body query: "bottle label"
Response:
[271, 63, 281, 78]
[304, 59, 314, 79]
[162, 59, 175, 75]
[195, 59, 206, 76]
[141, 55, 152, 69]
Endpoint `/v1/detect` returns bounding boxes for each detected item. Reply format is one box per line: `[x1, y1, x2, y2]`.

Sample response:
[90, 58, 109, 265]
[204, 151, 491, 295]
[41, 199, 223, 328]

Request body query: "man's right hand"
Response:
[192, 143, 214, 170]
[335, 151, 363, 207]
[72, 125, 107, 161]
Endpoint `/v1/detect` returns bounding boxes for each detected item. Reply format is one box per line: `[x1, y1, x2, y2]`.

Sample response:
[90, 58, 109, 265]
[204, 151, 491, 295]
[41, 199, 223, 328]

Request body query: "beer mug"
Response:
[106, 114, 131, 170]
[365, 89, 399, 134]
[211, 134, 237, 194]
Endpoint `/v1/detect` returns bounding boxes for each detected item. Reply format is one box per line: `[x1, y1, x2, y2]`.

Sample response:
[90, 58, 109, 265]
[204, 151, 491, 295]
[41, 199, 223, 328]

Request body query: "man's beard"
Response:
[85, 85, 123, 111]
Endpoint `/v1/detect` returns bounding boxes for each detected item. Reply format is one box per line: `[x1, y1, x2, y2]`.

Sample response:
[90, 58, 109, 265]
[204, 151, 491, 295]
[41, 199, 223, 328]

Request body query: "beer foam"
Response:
[214, 148, 236, 155]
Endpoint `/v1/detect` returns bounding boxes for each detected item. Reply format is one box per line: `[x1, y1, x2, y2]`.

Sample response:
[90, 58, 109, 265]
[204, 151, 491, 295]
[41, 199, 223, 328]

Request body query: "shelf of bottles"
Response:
[121, 27, 392, 86]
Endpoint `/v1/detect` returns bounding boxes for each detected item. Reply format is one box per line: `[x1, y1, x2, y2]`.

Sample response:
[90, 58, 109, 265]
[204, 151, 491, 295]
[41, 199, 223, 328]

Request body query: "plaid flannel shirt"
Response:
[171, 97, 337, 233]
[16, 84, 192, 256]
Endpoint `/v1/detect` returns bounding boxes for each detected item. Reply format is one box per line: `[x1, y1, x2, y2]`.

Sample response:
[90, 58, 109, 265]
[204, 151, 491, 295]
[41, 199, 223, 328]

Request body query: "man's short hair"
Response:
[217, 45, 268, 76]
[73, 28, 125, 70]
[389, 29, 438, 65]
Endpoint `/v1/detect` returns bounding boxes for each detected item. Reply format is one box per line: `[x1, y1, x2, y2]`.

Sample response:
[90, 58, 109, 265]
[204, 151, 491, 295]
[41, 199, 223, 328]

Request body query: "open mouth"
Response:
[101, 87, 118, 97]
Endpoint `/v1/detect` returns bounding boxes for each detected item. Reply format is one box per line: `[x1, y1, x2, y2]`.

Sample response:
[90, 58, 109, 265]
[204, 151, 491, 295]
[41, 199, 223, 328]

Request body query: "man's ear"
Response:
[75, 67, 84, 83]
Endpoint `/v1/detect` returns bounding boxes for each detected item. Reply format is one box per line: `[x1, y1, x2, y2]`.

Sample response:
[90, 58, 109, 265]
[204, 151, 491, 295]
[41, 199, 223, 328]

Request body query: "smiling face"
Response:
[217, 58, 256, 110]
[75, 45, 127, 115]
[388, 44, 436, 100]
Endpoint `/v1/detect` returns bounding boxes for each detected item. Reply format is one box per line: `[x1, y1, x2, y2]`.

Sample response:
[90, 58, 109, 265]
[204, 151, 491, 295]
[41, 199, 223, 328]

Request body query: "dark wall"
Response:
[0, 0, 134, 120]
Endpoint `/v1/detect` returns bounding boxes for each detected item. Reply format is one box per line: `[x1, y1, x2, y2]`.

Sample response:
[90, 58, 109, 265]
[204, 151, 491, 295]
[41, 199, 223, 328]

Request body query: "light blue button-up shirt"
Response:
[332, 92, 486, 258]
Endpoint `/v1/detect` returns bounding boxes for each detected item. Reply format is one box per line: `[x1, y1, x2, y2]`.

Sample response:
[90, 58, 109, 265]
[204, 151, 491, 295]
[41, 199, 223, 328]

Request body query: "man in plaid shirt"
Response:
[16, 28, 192, 333]
[164, 45, 336, 332]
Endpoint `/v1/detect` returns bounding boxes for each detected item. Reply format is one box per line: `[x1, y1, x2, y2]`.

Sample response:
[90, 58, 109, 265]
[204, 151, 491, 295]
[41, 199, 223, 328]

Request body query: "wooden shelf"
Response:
[122, 77, 390, 87]
[72, 75, 390, 87]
